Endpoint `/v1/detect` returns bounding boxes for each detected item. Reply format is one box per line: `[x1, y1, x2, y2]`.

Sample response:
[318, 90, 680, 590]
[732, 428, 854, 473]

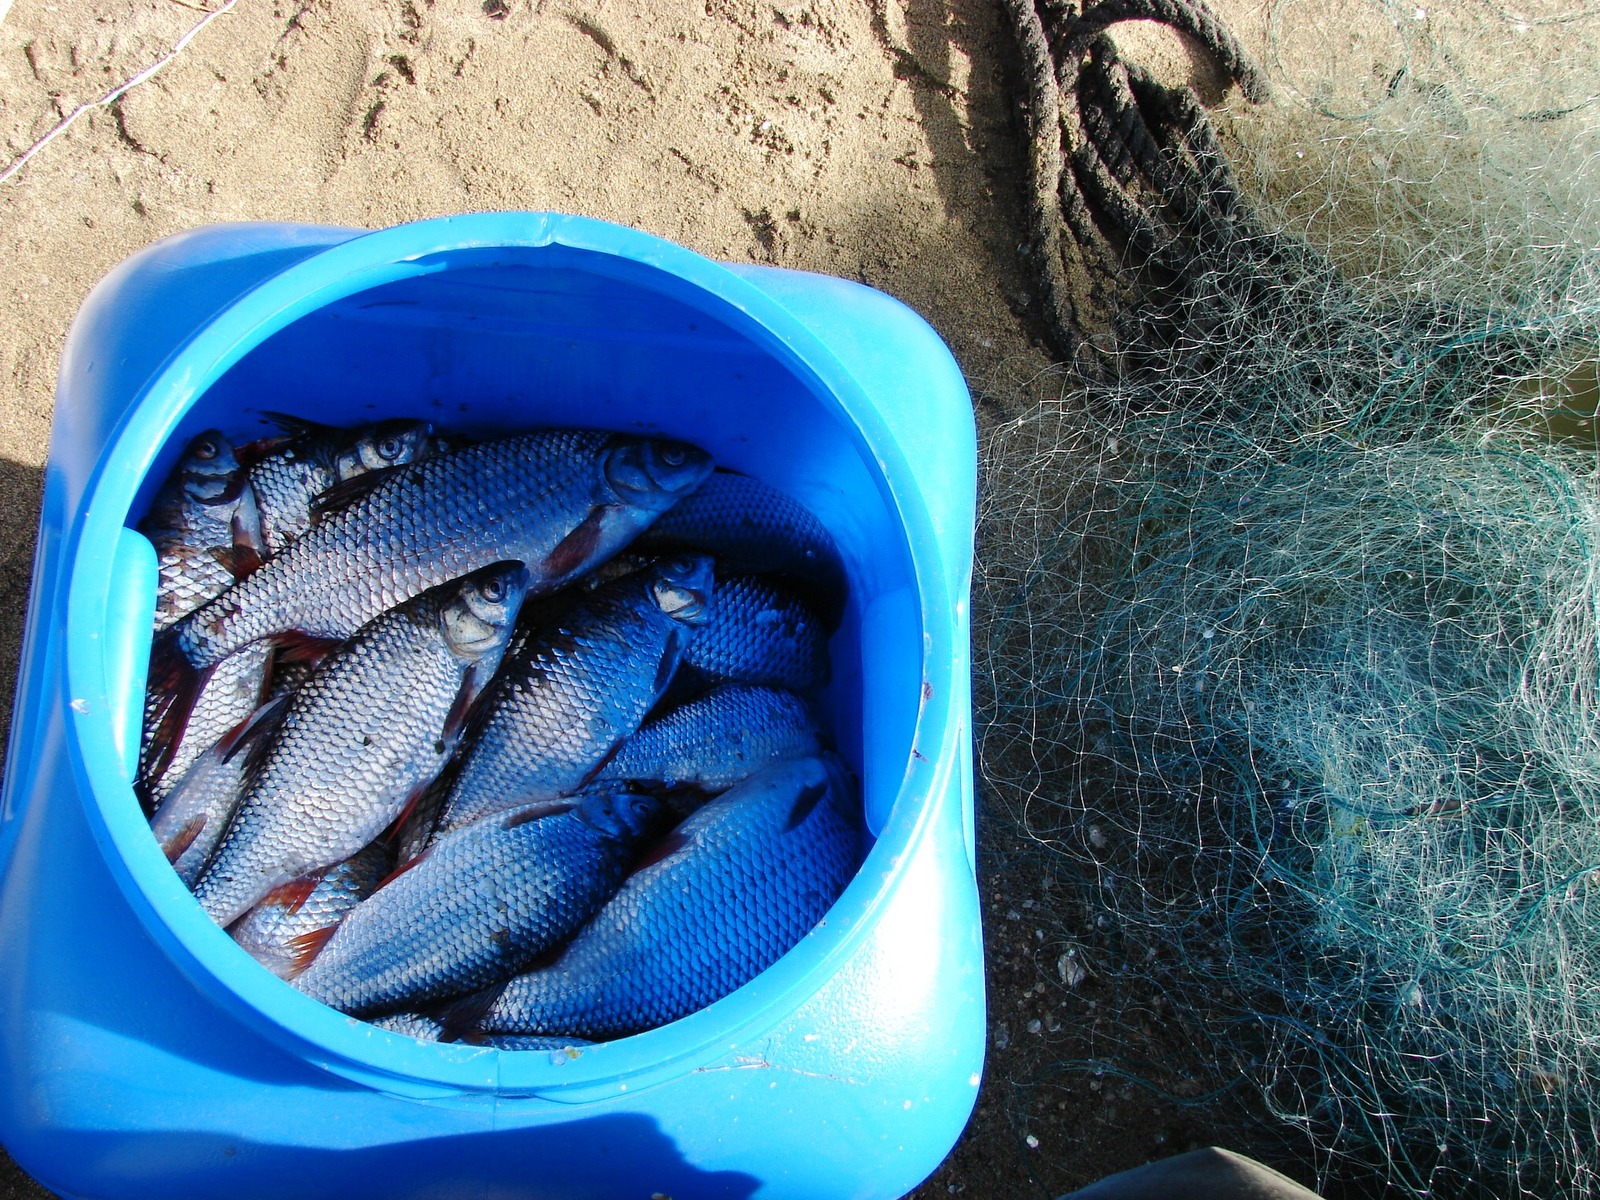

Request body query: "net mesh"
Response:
[982, 2, 1600, 1194]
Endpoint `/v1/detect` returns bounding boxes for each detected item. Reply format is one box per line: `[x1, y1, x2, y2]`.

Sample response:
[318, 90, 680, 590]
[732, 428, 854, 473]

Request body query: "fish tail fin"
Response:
[282, 924, 340, 979]
[138, 630, 210, 804]
[436, 981, 510, 1044]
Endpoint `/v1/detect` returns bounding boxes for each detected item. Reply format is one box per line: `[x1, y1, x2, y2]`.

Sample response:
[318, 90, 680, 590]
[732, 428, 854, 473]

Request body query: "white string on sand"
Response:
[0, 0, 242, 187]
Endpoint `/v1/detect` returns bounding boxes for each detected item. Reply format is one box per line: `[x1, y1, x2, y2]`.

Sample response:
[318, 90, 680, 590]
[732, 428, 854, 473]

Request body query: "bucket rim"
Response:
[59, 211, 965, 1097]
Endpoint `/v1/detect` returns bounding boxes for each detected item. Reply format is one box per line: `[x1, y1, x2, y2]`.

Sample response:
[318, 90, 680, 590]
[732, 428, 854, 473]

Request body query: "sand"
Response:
[0, 0, 1448, 1196]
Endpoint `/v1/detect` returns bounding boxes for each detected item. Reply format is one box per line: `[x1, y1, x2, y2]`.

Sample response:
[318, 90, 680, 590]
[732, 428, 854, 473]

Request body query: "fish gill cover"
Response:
[982, 1, 1600, 1196]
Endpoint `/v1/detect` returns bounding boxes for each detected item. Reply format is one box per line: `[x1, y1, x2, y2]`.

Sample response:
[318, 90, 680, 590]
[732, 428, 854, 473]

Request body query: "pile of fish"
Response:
[137, 415, 861, 1046]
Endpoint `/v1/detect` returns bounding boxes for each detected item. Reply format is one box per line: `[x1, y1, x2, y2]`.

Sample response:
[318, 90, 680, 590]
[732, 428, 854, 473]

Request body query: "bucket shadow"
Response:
[0, 457, 44, 766]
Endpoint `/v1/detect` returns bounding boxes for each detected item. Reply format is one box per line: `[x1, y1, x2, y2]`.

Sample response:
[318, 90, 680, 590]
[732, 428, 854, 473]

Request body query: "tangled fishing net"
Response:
[981, 1, 1600, 1195]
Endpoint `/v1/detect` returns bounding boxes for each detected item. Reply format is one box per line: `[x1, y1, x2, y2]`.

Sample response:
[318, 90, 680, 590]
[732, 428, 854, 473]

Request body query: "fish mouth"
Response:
[653, 555, 714, 623]
[445, 563, 529, 655]
[604, 439, 714, 509]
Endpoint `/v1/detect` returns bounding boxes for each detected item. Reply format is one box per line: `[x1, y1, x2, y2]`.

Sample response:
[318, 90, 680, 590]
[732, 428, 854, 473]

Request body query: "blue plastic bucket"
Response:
[0, 214, 981, 1200]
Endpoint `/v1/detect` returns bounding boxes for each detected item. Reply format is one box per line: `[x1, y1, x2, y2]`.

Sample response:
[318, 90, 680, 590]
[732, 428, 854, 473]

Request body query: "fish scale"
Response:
[172, 431, 711, 669]
[249, 418, 441, 555]
[295, 789, 664, 1017]
[678, 574, 830, 693]
[191, 565, 527, 927]
[593, 684, 825, 794]
[472, 755, 862, 1041]
[435, 556, 714, 834]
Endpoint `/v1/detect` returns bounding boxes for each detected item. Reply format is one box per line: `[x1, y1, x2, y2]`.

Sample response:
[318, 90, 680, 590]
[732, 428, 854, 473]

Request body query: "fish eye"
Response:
[661, 445, 686, 467]
[479, 576, 506, 603]
[194, 439, 219, 461]
[378, 437, 404, 460]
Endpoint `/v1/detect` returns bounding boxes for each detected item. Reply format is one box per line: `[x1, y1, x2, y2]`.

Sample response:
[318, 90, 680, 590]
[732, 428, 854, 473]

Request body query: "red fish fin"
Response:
[441, 657, 502, 749]
[283, 925, 340, 978]
[380, 776, 440, 850]
[161, 814, 207, 863]
[210, 544, 265, 580]
[138, 632, 209, 800]
[230, 491, 268, 575]
[439, 680, 476, 750]
[233, 433, 296, 467]
[575, 742, 623, 792]
[258, 874, 322, 917]
[543, 505, 613, 581]
[651, 629, 685, 701]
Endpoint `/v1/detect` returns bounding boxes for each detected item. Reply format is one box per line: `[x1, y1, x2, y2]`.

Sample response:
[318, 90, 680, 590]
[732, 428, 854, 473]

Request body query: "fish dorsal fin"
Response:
[259, 411, 338, 440]
[307, 464, 412, 524]
[502, 800, 575, 830]
[217, 692, 293, 781]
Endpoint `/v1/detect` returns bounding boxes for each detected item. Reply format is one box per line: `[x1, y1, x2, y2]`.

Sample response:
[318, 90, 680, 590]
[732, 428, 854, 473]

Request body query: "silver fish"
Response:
[295, 788, 665, 1017]
[170, 431, 712, 670]
[468, 755, 862, 1041]
[191, 563, 528, 926]
[148, 693, 286, 887]
[141, 429, 262, 632]
[249, 416, 442, 555]
[435, 556, 714, 834]
[592, 684, 825, 795]
[229, 843, 389, 980]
